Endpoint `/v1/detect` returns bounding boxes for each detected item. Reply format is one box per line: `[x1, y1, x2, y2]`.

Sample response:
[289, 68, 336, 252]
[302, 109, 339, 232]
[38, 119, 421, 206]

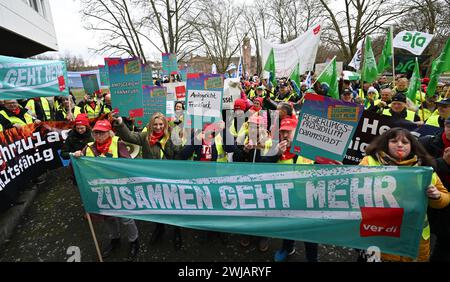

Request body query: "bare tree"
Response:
[319, 0, 409, 64]
[399, 0, 450, 55]
[190, 0, 248, 73]
[81, 0, 151, 63]
[136, 0, 202, 61]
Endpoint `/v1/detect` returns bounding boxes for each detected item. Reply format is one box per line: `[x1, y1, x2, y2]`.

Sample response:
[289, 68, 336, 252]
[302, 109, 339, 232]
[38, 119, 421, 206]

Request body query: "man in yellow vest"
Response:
[99, 93, 112, 115]
[54, 96, 82, 121]
[25, 97, 53, 121]
[79, 93, 103, 119]
[0, 99, 40, 130]
[382, 93, 421, 123]
[419, 93, 440, 122]
[426, 98, 450, 128]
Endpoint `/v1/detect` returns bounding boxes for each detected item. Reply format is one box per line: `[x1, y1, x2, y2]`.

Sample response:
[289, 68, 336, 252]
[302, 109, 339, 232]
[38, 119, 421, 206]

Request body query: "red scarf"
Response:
[149, 130, 164, 146]
[89, 102, 96, 109]
[96, 137, 112, 155]
[280, 147, 296, 161]
[12, 108, 21, 115]
[443, 132, 450, 150]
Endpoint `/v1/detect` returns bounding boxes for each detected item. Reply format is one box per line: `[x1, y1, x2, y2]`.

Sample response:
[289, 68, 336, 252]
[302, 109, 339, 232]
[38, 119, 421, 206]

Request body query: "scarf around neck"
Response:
[96, 137, 112, 155]
[375, 151, 420, 166]
[149, 130, 164, 146]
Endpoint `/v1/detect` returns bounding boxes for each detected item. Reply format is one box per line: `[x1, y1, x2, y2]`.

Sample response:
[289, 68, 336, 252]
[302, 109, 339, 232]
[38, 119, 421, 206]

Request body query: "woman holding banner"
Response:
[73, 119, 140, 261]
[112, 112, 183, 250]
[359, 127, 450, 262]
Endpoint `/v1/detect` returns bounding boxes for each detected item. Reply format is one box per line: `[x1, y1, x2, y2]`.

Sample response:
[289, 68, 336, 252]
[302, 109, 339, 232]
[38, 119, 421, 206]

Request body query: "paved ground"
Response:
[0, 167, 358, 262]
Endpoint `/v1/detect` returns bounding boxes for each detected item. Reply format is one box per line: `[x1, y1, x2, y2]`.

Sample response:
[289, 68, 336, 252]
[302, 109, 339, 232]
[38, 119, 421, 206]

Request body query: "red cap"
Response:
[93, 119, 112, 132]
[422, 77, 430, 84]
[280, 118, 298, 131]
[74, 113, 90, 127]
[244, 81, 251, 87]
[234, 98, 247, 111]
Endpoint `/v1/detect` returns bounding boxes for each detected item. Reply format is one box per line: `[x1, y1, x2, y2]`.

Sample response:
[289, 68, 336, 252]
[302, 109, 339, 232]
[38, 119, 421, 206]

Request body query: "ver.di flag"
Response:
[349, 40, 363, 71]
[72, 157, 432, 259]
[393, 31, 434, 56]
[316, 56, 339, 99]
[377, 29, 393, 74]
[362, 36, 378, 84]
[289, 62, 301, 87]
[407, 58, 421, 103]
[427, 38, 450, 97]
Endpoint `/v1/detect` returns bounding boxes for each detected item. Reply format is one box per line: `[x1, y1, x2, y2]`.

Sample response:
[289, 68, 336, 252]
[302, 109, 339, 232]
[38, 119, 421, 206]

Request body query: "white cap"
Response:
[368, 86, 377, 93]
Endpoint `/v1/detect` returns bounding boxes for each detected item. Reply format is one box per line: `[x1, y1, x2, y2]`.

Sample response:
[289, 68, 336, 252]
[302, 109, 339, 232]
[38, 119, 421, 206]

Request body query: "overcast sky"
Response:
[44, 0, 104, 65]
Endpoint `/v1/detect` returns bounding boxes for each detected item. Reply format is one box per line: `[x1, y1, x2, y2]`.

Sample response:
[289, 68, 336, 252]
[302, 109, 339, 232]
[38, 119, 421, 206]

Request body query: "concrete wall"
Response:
[0, 0, 58, 51]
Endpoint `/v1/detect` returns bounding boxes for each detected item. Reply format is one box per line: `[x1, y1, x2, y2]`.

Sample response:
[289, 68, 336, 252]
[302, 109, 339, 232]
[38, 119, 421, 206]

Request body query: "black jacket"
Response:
[419, 134, 450, 189]
[60, 127, 94, 159]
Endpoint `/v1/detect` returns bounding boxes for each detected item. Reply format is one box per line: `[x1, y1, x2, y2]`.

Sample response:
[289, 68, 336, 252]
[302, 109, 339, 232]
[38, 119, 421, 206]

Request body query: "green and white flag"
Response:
[407, 58, 421, 103]
[393, 31, 434, 56]
[377, 29, 393, 74]
[316, 57, 339, 99]
[264, 48, 277, 87]
[427, 38, 450, 97]
[72, 157, 432, 259]
[362, 36, 378, 83]
[289, 62, 301, 86]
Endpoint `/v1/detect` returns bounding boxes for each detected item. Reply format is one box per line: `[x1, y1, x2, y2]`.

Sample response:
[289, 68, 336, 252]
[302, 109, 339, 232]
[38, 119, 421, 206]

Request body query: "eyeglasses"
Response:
[92, 131, 108, 135]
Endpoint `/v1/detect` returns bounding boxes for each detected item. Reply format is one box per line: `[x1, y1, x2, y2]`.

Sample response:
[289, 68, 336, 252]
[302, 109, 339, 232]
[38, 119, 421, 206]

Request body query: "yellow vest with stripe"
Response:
[0, 110, 34, 126]
[382, 108, 416, 121]
[419, 107, 438, 122]
[425, 115, 441, 128]
[229, 119, 248, 138]
[25, 98, 52, 120]
[364, 155, 434, 240]
[214, 135, 227, 162]
[274, 92, 295, 102]
[84, 101, 103, 119]
[86, 136, 119, 158]
[60, 106, 82, 119]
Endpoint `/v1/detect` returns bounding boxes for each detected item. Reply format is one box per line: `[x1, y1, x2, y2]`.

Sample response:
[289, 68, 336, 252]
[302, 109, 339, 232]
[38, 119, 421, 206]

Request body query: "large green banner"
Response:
[0, 55, 69, 99]
[72, 157, 433, 258]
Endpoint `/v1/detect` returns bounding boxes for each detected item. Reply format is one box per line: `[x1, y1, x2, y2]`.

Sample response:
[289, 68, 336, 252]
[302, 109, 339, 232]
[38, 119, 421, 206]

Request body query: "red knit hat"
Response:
[74, 113, 90, 127]
[280, 118, 298, 131]
[234, 98, 247, 111]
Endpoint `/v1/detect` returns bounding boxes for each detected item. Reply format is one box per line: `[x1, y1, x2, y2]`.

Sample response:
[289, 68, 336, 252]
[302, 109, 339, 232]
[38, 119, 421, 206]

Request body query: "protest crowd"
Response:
[1, 27, 450, 263]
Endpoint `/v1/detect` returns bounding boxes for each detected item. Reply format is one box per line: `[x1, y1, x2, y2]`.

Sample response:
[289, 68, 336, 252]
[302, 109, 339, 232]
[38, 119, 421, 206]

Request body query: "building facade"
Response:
[0, 0, 58, 57]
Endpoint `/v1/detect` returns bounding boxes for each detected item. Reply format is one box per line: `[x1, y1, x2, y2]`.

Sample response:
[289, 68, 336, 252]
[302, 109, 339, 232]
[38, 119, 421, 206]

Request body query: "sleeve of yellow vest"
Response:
[428, 174, 450, 209]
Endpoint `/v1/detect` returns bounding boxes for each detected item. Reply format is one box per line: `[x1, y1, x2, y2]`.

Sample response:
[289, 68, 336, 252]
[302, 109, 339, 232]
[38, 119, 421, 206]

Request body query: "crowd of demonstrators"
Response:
[2, 69, 450, 262]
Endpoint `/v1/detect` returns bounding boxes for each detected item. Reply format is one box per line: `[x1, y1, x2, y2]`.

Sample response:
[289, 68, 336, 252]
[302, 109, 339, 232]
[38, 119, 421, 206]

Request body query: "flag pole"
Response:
[390, 26, 396, 88]
[359, 36, 366, 100]
[416, 57, 426, 122]
[85, 213, 104, 262]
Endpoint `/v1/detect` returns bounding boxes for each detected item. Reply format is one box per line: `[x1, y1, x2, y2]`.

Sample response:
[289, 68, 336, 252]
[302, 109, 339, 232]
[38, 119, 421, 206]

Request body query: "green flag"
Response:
[377, 29, 393, 74]
[407, 58, 421, 103]
[289, 62, 301, 86]
[362, 36, 378, 83]
[264, 48, 277, 86]
[427, 38, 450, 97]
[316, 57, 339, 99]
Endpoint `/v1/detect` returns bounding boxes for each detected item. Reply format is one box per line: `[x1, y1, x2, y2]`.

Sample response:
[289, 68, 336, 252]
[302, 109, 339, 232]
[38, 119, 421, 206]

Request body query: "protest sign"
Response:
[72, 157, 432, 258]
[292, 94, 363, 161]
[165, 82, 186, 101]
[185, 73, 224, 129]
[162, 53, 178, 76]
[106, 58, 144, 119]
[142, 63, 153, 86]
[98, 65, 110, 87]
[222, 78, 241, 110]
[142, 85, 167, 123]
[0, 55, 68, 99]
[81, 73, 100, 95]
[343, 111, 442, 165]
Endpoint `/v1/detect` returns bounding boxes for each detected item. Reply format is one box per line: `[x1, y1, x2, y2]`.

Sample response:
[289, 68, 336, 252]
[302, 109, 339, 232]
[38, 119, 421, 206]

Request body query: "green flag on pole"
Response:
[427, 38, 450, 97]
[362, 36, 378, 84]
[316, 57, 339, 100]
[407, 58, 421, 103]
[264, 48, 277, 87]
[289, 62, 301, 86]
[377, 29, 393, 74]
